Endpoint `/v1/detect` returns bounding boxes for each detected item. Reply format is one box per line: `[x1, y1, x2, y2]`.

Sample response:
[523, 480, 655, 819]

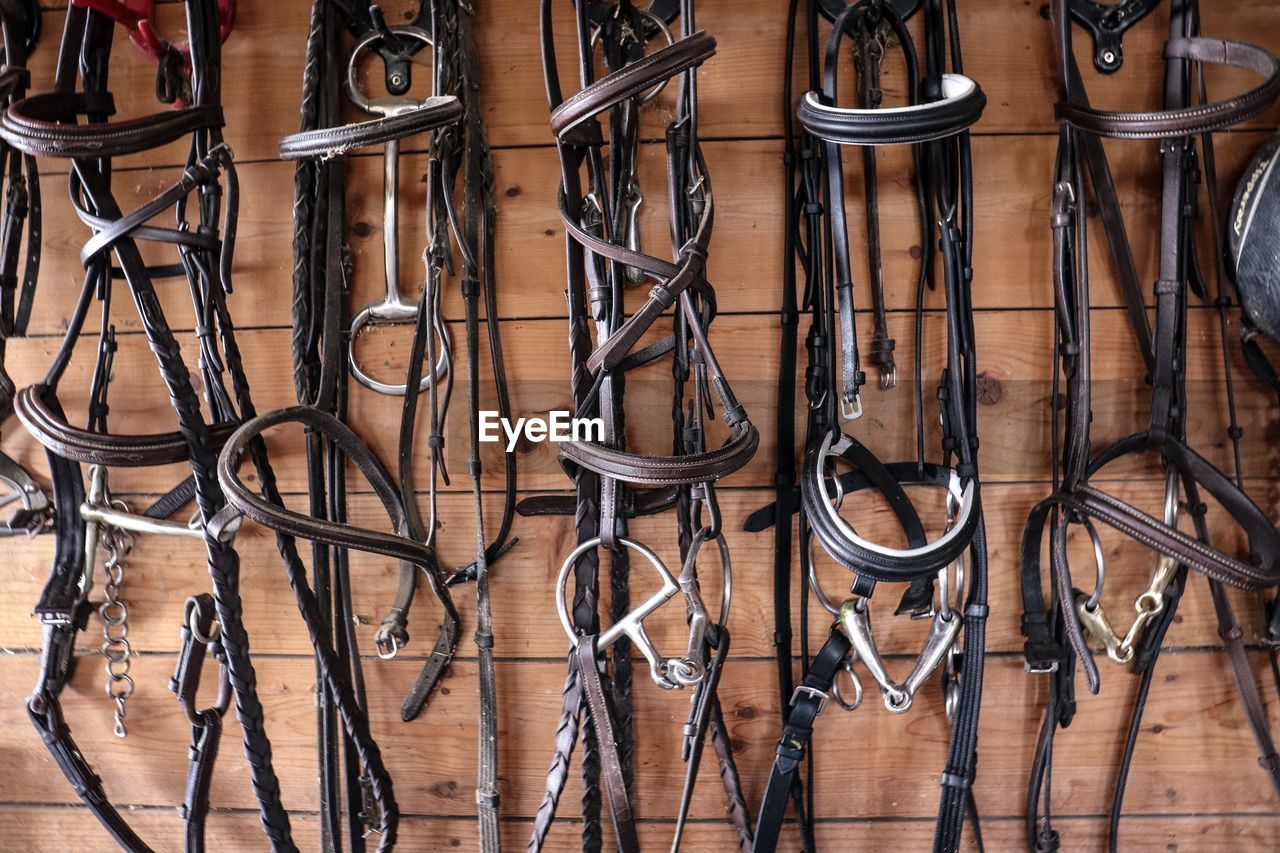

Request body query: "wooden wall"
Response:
[2, 0, 1280, 850]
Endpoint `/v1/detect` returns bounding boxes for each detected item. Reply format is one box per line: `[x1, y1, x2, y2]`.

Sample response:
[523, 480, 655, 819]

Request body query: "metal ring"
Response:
[806, 536, 842, 617]
[345, 27, 435, 113]
[375, 633, 400, 661]
[1080, 519, 1107, 612]
[184, 596, 220, 646]
[347, 305, 451, 395]
[588, 7, 677, 105]
[555, 536, 677, 647]
[832, 654, 863, 711]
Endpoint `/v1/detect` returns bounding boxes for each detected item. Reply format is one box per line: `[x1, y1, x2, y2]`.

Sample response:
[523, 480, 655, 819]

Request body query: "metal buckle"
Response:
[789, 684, 830, 716]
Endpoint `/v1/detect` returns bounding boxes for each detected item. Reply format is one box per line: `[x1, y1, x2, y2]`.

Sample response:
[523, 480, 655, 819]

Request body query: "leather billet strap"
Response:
[32, 398, 89, 623]
[752, 627, 851, 853]
[575, 638, 641, 853]
[28, 685, 158, 853]
[278, 95, 463, 160]
[1057, 37, 1280, 138]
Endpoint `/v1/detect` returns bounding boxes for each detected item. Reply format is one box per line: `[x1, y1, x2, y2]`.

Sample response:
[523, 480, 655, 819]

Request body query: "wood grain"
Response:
[3, 0, 1280, 850]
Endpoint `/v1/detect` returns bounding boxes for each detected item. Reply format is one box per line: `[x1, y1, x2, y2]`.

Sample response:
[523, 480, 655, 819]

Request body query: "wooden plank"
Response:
[23, 2, 1280, 159]
[2, 484, 1275, 659]
[6, 2, 1280, 847]
[20, 129, 1276, 339]
[4, 307, 1277, 496]
[1, 805, 1276, 852]
[1, 655, 1277, 823]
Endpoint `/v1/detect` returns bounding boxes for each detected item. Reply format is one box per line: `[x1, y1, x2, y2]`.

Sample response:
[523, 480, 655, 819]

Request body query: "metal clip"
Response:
[840, 393, 863, 421]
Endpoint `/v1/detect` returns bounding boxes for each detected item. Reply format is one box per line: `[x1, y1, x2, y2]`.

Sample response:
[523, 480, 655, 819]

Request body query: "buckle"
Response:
[789, 684, 830, 716]
[1024, 657, 1060, 674]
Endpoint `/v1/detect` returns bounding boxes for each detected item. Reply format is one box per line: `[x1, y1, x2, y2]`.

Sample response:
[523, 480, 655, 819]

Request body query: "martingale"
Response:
[522, 0, 758, 849]
[1021, 1, 1280, 851]
[749, 0, 988, 851]
[217, 0, 517, 849]
[0, 0, 302, 848]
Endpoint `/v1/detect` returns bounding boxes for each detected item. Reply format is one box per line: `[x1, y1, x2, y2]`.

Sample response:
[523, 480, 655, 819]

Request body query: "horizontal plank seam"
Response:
[0, 647, 1271, 663]
[0, 801, 1277, 824]
[9, 304, 1230, 342]
[28, 126, 1280, 177]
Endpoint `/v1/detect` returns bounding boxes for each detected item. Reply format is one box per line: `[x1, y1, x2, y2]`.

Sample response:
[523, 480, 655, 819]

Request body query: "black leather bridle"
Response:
[0, 0, 45, 539]
[751, 1, 987, 851]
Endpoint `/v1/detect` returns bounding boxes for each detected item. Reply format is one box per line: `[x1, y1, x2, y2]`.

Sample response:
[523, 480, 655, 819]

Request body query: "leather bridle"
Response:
[216, 1, 518, 849]
[1022, 1, 1280, 851]
[2, 0, 310, 849]
[524, 1, 758, 850]
[751, 1, 988, 851]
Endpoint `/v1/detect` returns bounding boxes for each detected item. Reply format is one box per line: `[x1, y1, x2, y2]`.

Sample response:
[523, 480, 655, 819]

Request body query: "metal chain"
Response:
[98, 507, 136, 738]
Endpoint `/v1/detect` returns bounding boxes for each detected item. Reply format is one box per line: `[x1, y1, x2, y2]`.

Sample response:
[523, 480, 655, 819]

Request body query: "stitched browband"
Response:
[16, 384, 239, 466]
[1, 95, 225, 156]
[1056, 38, 1280, 138]
[548, 31, 716, 137]
[278, 95, 463, 159]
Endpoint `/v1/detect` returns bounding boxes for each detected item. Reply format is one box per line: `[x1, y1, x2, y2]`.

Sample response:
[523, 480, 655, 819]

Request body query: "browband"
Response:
[548, 30, 715, 139]
[2, 95, 224, 157]
[1056, 37, 1280, 137]
[16, 384, 239, 466]
[278, 95, 463, 160]
[798, 73, 986, 145]
[559, 422, 758, 487]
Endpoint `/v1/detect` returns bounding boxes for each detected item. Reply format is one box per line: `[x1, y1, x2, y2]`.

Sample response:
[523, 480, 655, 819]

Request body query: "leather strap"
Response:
[752, 629, 850, 852]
